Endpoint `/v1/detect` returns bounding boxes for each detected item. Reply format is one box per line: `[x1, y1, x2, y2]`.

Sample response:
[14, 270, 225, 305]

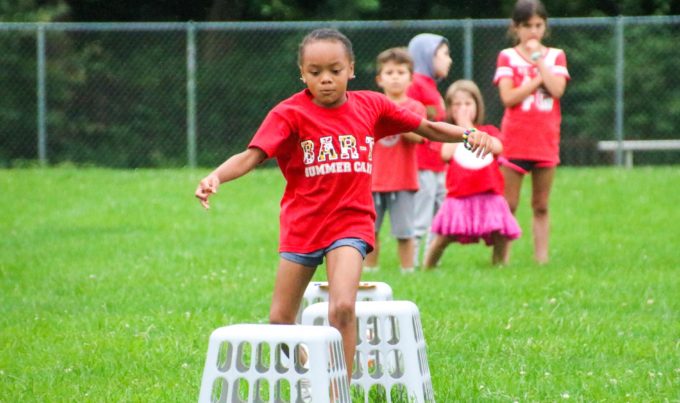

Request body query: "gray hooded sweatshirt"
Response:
[407, 33, 449, 80]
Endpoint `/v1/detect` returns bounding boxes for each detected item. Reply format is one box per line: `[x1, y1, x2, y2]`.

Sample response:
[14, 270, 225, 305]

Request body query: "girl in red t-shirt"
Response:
[493, 0, 570, 264]
[195, 28, 495, 382]
[424, 80, 521, 268]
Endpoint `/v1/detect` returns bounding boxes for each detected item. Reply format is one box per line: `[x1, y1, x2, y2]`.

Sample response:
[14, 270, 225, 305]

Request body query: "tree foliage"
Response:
[0, 0, 68, 22]
[59, 0, 680, 22]
[1, 1, 679, 167]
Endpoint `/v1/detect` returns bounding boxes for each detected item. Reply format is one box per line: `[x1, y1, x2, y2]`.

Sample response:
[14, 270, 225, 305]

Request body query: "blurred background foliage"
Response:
[1, 1, 679, 167]
[57, 0, 680, 21]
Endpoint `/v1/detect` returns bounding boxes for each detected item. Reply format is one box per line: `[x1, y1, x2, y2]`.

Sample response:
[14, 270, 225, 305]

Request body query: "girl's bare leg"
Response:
[364, 234, 380, 268]
[423, 235, 450, 269]
[269, 258, 316, 325]
[325, 246, 362, 381]
[397, 238, 415, 270]
[491, 231, 508, 266]
[531, 167, 555, 264]
[500, 166, 524, 264]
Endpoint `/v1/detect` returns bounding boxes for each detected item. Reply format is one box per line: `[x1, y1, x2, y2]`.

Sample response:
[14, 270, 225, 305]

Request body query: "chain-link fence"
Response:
[1, 17, 679, 168]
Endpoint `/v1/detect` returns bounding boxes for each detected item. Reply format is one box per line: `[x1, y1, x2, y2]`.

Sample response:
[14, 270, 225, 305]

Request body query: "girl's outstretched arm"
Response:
[487, 135, 503, 156]
[195, 147, 267, 209]
[440, 135, 503, 163]
[414, 120, 495, 158]
[401, 131, 424, 143]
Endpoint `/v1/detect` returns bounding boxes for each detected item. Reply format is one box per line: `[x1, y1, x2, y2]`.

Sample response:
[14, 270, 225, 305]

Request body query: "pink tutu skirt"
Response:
[431, 193, 521, 245]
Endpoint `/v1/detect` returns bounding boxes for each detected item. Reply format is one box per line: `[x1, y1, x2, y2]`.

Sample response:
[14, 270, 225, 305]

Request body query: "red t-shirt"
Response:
[249, 89, 423, 253]
[407, 73, 447, 172]
[493, 47, 570, 163]
[444, 125, 504, 198]
[371, 97, 426, 192]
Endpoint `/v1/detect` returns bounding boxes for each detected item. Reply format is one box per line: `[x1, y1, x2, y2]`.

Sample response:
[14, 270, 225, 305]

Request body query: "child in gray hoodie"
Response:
[407, 33, 453, 268]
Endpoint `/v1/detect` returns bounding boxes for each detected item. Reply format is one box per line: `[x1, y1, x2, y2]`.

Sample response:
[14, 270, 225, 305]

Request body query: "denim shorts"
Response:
[280, 238, 369, 268]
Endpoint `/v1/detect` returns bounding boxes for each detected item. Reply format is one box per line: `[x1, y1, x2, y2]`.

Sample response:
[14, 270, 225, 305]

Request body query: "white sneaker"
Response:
[298, 378, 312, 403]
[400, 267, 415, 274]
[363, 266, 379, 273]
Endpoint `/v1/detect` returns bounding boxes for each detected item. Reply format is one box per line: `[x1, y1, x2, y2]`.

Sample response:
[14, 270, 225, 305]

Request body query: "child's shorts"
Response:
[280, 238, 369, 268]
[373, 191, 416, 239]
[499, 157, 557, 175]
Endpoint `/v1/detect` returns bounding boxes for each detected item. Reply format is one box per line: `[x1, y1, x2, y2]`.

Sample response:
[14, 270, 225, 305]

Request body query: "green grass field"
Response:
[1, 167, 679, 402]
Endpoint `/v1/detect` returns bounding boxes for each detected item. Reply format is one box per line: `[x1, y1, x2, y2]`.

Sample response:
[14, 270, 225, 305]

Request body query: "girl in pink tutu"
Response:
[424, 80, 521, 267]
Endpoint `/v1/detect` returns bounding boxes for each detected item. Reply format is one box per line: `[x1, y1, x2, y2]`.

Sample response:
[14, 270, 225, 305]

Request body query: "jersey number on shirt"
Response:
[520, 75, 555, 112]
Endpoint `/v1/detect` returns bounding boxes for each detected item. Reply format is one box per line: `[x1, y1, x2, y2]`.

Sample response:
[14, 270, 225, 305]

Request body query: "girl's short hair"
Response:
[375, 47, 413, 74]
[298, 28, 355, 66]
[444, 80, 485, 126]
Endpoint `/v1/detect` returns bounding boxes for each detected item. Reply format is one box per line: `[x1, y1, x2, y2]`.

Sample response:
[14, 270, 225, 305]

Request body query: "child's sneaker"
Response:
[400, 267, 415, 274]
[363, 266, 379, 273]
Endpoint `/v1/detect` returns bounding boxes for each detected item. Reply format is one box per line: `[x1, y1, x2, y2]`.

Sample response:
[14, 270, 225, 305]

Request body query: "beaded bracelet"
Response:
[462, 128, 476, 150]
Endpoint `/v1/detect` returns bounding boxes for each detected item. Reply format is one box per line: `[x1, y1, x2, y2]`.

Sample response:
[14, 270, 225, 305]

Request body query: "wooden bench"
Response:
[597, 139, 680, 168]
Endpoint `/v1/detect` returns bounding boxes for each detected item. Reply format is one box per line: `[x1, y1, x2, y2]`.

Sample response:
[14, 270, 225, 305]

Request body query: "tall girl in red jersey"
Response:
[493, 0, 570, 264]
[195, 29, 495, 382]
[424, 80, 521, 268]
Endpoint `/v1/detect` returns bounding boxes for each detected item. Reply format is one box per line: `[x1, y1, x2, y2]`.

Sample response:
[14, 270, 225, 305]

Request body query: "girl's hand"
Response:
[195, 174, 220, 209]
[466, 130, 494, 158]
[525, 39, 544, 65]
[525, 38, 541, 52]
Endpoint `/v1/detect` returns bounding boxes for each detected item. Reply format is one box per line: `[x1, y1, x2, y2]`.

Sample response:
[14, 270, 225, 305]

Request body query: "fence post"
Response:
[463, 19, 473, 80]
[186, 21, 198, 168]
[36, 24, 47, 166]
[614, 16, 625, 166]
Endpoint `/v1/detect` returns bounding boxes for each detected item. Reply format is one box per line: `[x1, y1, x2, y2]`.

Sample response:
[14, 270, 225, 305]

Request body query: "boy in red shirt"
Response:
[363, 47, 427, 274]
